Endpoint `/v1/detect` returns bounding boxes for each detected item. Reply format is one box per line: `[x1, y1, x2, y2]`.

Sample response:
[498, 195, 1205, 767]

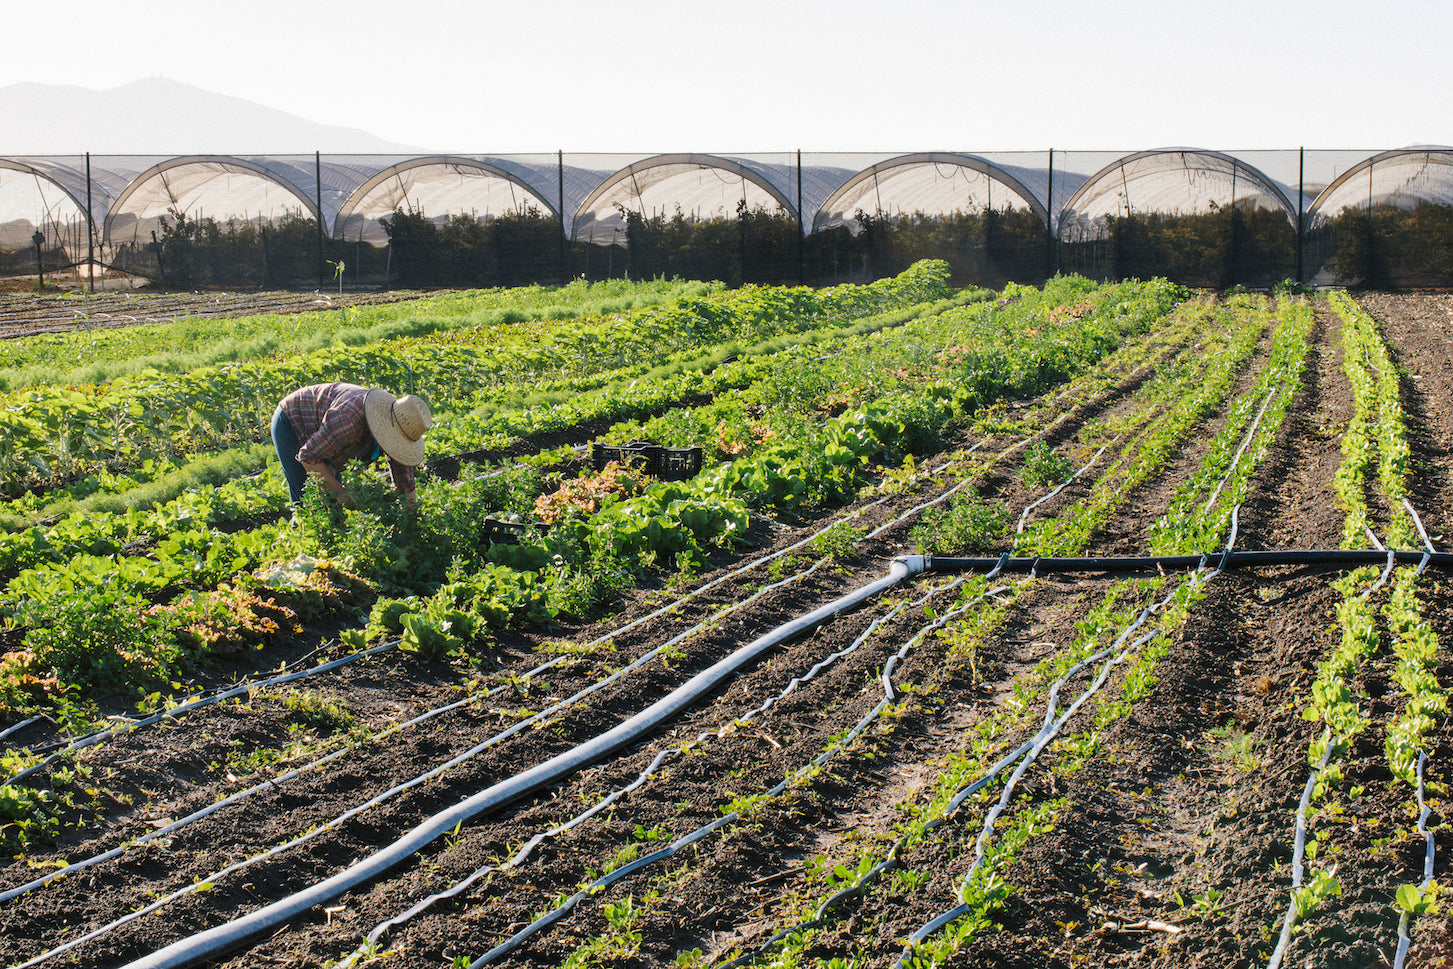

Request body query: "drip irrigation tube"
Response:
[116, 556, 929, 969]
[1265, 552, 1398, 969]
[894, 569, 1215, 966]
[1393, 749, 1437, 969]
[1016, 445, 1106, 535]
[3, 640, 400, 789]
[926, 549, 1453, 574]
[456, 575, 985, 968]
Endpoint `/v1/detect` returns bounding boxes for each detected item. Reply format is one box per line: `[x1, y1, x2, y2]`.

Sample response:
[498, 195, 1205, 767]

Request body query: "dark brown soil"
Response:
[1, 292, 1451, 969]
[0, 289, 442, 338]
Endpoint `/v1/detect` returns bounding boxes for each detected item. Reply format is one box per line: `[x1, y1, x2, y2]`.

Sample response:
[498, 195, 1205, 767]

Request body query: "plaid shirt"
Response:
[280, 382, 416, 493]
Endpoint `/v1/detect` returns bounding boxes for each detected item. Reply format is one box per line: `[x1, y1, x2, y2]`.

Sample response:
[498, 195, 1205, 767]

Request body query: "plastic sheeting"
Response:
[1058, 149, 1300, 242]
[812, 153, 1055, 235]
[1307, 147, 1453, 228]
[571, 154, 851, 245]
[103, 155, 379, 247]
[333, 155, 609, 244]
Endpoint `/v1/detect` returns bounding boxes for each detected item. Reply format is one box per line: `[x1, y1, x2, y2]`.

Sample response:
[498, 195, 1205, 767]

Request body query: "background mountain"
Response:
[0, 78, 427, 155]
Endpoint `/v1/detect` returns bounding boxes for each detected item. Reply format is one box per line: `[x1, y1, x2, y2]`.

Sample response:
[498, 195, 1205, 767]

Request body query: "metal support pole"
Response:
[558, 150, 567, 285]
[796, 149, 804, 283]
[315, 151, 325, 289]
[1046, 147, 1056, 280]
[1296, 146, 1305, 283]
[85, 152, 95, 293]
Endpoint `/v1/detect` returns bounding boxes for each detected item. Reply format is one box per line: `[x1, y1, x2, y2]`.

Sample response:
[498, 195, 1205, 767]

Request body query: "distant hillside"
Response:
[0, 78, 427, 155]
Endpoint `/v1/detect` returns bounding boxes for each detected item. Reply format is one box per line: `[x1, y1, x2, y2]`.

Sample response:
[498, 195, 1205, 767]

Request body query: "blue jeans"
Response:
[271, 408, 309, 504]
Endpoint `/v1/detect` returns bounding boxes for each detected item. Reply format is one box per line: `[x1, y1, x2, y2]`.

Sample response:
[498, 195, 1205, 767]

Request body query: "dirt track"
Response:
[0, 292, 1450, 969]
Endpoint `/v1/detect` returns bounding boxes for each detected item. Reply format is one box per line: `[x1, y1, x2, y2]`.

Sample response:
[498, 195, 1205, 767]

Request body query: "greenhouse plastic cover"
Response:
[1306, 147, 1453, 229]
[2, 147, 1451, 263]
[1057, 149, 1302, 241]
[812, 152, 1061, 235]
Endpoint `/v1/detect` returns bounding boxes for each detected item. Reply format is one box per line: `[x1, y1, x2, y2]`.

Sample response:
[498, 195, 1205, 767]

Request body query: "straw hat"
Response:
[364, 389, 432, 466]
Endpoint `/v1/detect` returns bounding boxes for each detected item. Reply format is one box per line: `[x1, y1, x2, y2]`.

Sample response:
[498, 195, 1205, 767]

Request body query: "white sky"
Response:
[4, 0, 1447, 154]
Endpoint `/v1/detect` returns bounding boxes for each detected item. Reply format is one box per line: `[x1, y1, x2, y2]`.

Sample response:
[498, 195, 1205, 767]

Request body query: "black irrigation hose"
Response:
[454, 576, 986, 968]
[927, 549, 1453, 575]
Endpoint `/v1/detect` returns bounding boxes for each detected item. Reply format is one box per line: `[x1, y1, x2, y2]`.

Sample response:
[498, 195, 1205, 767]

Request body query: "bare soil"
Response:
[1, 292, 1451, 969]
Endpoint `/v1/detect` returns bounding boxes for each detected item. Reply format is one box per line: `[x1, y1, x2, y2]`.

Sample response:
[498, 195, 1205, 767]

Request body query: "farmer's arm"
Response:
[301, 460, 350, 504]
[389, 458, 419, 510]
[295, 396, 366, 504]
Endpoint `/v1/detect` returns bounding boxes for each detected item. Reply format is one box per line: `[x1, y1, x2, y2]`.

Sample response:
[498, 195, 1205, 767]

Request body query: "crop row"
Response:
[0, 263, 951, 499]
[1263, 295, 1447, 967]
[0, 274, 1208, 969]
[485, 295, 1305, 966]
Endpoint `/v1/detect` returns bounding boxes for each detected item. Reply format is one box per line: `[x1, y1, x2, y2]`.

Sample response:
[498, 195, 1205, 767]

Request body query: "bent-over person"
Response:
[271, 383, 432, 509]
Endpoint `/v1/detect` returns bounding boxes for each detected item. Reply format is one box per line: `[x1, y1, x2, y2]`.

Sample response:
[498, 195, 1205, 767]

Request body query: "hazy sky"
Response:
[5, 0, 1446, 153]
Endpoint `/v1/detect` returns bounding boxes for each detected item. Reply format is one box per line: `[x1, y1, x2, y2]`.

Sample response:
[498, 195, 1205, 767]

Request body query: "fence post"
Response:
[1046, 147, 1056, 281]
[85, 152, 95, 293]
[558, 150, 568, 285]
[797, 149, 804, 283]
[1296, 147, 1305, 283]
[315, 151, 325, 289]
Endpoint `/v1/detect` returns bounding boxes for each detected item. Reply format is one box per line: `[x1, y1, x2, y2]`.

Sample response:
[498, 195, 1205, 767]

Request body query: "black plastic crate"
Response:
[591, 442, 656, 473]
[591, 441, 703, 481]
[658, 447, 703, 480]
[480, 517, 531, 545]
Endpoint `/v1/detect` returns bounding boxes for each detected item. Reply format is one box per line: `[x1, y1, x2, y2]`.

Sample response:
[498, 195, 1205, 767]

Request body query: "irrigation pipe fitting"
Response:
[117, 555, 929, 969]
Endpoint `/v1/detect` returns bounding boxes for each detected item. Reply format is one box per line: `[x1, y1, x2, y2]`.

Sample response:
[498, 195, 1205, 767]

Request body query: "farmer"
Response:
[271, 383, 432, 509]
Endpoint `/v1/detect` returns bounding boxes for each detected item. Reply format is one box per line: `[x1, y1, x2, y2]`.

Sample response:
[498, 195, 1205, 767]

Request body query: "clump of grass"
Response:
[274, 688, 355, 735]
[1019, 441, 1074, 490]
[1207, 719, 1263, 773]
[806, 521, 865, 562]
[909, 489, 1009, 554]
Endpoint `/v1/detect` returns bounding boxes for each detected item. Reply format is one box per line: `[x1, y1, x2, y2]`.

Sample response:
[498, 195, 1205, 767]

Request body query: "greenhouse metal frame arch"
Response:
[0, 157, 97, 260]
[103, 155, 324, 247]
[571, 153, 801, 246]
[1057, 148, 1300, 242]
[812, 152, 1050, 235]
[1305, 146, 1453, 228]
[333, 155, 563, 245]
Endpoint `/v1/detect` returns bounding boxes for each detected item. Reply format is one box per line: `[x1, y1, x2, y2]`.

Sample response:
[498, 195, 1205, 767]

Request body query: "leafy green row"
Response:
[1328, 291, 1414, 548]
[0, 278, 716, 392]
[1283, 293, 1433, 939]
[1150, 295, 1313, 554]
[0, 263, 952, 497]
[1325, 296, 1445, 788]
[1015, 294, 1268, 557]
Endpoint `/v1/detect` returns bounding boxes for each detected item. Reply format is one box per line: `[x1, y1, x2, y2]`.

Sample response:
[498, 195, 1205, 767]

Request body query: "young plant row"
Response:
[531, 294, 1284, 966]
[0, 278, 717, 394]
[1150, 295, 1314, 554]
[1014, 293, 1270, 557]
[0, 263, 952, 498]
[1269, 294, 1444, 961]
